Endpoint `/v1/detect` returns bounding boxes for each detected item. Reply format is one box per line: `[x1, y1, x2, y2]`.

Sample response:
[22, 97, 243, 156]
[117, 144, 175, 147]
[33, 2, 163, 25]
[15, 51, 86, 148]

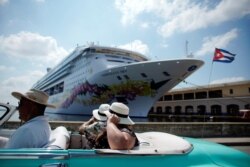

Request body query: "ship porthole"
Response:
[163, 71, 170, 76]
[188, 65, 197, 72]
[141, 73, 147, 78]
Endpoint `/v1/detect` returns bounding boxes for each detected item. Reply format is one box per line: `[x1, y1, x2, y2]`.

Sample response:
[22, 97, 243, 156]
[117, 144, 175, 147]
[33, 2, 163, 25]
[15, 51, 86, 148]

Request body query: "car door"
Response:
[0, 149, 69, 167]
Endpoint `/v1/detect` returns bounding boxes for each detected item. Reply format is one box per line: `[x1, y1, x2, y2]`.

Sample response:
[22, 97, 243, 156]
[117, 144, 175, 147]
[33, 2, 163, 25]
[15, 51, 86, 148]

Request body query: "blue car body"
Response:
[0, 138, 249, 167]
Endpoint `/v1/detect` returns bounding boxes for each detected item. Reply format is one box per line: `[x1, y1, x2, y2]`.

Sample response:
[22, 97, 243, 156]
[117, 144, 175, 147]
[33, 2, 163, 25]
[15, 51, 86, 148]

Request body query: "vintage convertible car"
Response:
[0, 102, 249, 167]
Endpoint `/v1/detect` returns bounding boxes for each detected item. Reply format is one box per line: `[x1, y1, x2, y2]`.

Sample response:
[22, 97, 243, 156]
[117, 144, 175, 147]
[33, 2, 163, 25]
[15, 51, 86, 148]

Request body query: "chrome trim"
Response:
[40, 162, 67, 167]
[0, 152, 68, 159]
[69, 151, 97, 158]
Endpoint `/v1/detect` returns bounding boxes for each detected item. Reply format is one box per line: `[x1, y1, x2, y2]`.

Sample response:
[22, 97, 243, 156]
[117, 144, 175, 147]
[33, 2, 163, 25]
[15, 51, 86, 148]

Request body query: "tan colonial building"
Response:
[151, 80, 250, 116]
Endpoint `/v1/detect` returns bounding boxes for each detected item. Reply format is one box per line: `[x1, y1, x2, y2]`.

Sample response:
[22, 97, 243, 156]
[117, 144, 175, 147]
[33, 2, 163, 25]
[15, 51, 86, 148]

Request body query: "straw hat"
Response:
[11, 89, 55, 108]
[106, 102, 134, 125]
[92, 104, 110, 121]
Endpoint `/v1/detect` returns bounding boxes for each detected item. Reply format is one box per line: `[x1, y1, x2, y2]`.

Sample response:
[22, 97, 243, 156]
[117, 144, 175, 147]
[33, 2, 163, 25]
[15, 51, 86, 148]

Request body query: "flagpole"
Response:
[208, 61, 214, 85]
[201, 47, 236, 137]
[201, 55, 215, 137]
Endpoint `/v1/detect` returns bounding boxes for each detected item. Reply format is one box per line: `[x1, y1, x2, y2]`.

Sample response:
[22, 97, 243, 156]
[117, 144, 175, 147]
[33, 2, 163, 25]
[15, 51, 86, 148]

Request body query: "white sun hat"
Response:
[92, 104, 110, 121]
[11, 89, 56, 108]
[106, 102, 134, 125]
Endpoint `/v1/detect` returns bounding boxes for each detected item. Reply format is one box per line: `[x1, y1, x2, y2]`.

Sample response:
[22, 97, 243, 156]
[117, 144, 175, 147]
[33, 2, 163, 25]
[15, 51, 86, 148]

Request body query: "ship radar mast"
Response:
[186, 40, 194, 58]
[86, 41, 99, 47]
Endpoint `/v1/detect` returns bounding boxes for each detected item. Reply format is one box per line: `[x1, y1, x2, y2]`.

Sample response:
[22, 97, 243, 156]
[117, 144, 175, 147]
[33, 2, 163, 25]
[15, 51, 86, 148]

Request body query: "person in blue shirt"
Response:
[1, 89, 55, 148]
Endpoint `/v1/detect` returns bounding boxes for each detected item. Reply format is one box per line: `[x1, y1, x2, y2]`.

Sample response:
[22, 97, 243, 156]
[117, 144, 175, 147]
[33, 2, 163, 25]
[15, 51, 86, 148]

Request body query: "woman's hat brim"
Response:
[104, 110, 134, 125]
[92, 109, 107, 121]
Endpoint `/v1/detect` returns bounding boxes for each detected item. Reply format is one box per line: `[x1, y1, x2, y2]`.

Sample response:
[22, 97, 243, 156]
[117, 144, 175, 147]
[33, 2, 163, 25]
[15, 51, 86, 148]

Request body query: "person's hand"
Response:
[107, 114, 120, 125]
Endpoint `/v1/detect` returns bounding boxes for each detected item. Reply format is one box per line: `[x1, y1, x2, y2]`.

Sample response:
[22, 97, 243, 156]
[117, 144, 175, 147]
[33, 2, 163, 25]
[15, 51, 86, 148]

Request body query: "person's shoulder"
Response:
[34, 115, 49, 121]
[18, 123, 32, 130]
[11, 125, 33, 140]
[17, 124, 38, 137]
[22, 117, 49, 130]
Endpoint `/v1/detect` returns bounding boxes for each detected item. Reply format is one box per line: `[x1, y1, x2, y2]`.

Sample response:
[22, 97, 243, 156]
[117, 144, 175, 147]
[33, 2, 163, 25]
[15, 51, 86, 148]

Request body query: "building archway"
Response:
[197, 105, 206, 115]
[211, 105, 222, 115]
[227, 104, 239, 116]
[156, 106, 162, 114]
[174, 106, 182, 115]
[165, 106, 172, 114]
[245, 104, 250, 109]
[185, 106, 193, 115]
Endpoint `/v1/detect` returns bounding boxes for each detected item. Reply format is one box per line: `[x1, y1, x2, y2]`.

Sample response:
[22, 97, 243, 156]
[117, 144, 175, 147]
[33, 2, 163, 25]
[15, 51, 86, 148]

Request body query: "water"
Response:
[8, 111, 249, 122]
[9, 111, 150, 122]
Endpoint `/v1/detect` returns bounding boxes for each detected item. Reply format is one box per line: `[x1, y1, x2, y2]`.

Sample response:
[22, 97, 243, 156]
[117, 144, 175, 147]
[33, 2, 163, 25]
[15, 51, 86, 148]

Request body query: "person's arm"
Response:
[106, 114, 135, 150]
[78, 116, 96, 134]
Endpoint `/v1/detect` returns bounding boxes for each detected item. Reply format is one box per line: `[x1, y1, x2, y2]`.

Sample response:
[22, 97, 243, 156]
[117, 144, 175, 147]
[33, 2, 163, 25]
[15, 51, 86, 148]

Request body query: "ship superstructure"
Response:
[33, 45, 204, 117]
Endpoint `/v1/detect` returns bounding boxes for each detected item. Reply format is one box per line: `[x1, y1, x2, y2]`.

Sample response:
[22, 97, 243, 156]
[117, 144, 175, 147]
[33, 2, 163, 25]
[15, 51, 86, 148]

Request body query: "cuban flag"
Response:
[213, 48, 236, 63]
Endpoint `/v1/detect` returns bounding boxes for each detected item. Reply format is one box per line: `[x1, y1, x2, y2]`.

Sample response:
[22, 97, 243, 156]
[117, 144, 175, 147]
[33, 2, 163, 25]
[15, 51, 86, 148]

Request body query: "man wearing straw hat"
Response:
[0, 89, 55, 148]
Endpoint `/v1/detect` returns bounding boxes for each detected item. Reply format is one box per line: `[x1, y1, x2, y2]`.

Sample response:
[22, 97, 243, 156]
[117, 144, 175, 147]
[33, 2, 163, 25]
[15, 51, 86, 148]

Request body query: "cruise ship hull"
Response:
[45, 59, 204, 117]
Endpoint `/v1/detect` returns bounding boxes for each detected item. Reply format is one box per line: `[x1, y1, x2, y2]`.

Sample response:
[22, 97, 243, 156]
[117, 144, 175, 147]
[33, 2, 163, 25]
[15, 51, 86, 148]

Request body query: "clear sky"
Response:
[0, 0, 250, 105]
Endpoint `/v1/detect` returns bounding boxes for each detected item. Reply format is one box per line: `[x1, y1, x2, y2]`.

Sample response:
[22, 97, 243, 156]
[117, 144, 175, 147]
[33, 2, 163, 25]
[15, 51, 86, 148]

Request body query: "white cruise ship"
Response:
[32, 45, 204, 117]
